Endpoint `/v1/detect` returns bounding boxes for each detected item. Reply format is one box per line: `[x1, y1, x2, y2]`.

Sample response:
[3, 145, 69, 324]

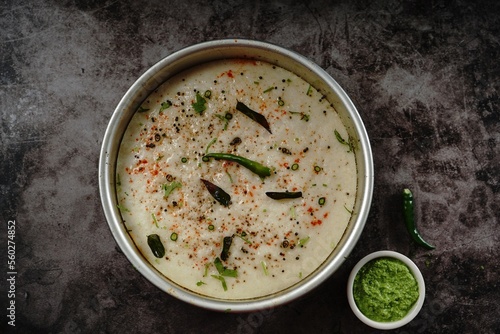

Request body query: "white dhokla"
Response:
[116, 59, 357, 299]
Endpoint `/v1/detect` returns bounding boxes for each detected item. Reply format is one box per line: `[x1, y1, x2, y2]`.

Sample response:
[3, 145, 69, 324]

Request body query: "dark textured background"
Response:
[1, 0, 499, 333]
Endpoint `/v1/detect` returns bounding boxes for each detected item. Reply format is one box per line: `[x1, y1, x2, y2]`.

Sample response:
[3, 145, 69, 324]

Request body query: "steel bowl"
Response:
[99, 39, 374, 312]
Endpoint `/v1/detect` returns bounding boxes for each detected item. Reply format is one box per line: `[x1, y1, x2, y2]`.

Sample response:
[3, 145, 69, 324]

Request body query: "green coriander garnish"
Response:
[306, 84, 312, 96]
[151, 213, 159, 228]
[196, 281, 206, 286]
[263, 86, 274, 93]
[138, 105, 150, 113]
[225, 171, 233, 183]
[334, 129, 354, 152]
[159, 100, 172, 113]
[192, 92, 207, 114]
[214, 257, 238, 277]
[116, 204, 129, 212]
[298, 236, 310, 247]
[236, 232, 252, 244]
[211, 275, 228, 291]
[162, 181, 182, 198]
[206, 137, 217, 153]
[215, 113, 230, 130]
[261, 261, 268, 276]
[203, 263, 210, 277]
[289, 111, 310, 122]
[181, 157, 188, 163]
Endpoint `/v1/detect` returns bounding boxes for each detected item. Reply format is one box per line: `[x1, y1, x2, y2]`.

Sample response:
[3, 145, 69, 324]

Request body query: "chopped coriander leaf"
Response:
[138, 105, 150, 113]
[214, 257, 238, 277]
[162, 181, 182, 198]
[203, 263, 210, 277]
[192, 92, 207, 114]
[306, 84, 312, 96]
[334, 129, 348, 145]
[211, 275, 228, 291]
[196, 281, 206, 286]
[214, 257, 224, 273]
[225, 171, 233, 183]
[215, 114, 229, 130]
[206, 137, 218, 153]
[151, 213, 159, 228]
[116, 204, 129, 212]
[181, 157, 188, 163]
[159, 100, 172, 112]
[116, 173, 121, 186]
[334, 129, 354, 152]
[289, 111, 310, 122]
[236, 233, 252, 244]
[263, 86, 274, 93]
[298, 236, 310, 247]
[261, 261, 269, 276]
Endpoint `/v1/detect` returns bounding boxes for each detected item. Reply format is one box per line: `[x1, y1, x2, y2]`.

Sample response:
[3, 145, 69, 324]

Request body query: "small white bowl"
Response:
[347, 251, 425, 330]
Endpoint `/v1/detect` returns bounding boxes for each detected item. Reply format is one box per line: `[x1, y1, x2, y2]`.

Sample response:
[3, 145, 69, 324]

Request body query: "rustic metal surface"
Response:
[1, 0, 499, 333]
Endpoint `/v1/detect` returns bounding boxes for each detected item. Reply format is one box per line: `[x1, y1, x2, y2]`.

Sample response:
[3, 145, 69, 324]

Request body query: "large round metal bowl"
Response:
[99, 39, 373, 312]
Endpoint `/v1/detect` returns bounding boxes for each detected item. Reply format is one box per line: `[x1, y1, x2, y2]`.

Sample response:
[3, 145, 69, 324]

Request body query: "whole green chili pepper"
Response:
[204, 152, 271, 179]
[147, 234, 166, 258]
[266, 191, 302, 199]
[201, 179, 231, 207]
[236, 101, 272, 134]
[220, 236, 233, 261]
[403, 188, 435, 250]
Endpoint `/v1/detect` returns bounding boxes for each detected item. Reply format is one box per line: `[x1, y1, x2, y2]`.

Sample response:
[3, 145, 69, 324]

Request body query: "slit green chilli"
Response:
[403, 188, 435, 250]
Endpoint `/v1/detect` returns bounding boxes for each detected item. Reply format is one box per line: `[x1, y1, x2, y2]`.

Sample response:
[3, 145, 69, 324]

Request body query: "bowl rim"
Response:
[99, 38, 374, 312]
[347, 250, 426, 330]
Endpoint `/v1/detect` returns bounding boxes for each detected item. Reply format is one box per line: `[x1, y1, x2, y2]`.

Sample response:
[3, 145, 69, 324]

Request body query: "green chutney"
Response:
[353, 257, 419, 322]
